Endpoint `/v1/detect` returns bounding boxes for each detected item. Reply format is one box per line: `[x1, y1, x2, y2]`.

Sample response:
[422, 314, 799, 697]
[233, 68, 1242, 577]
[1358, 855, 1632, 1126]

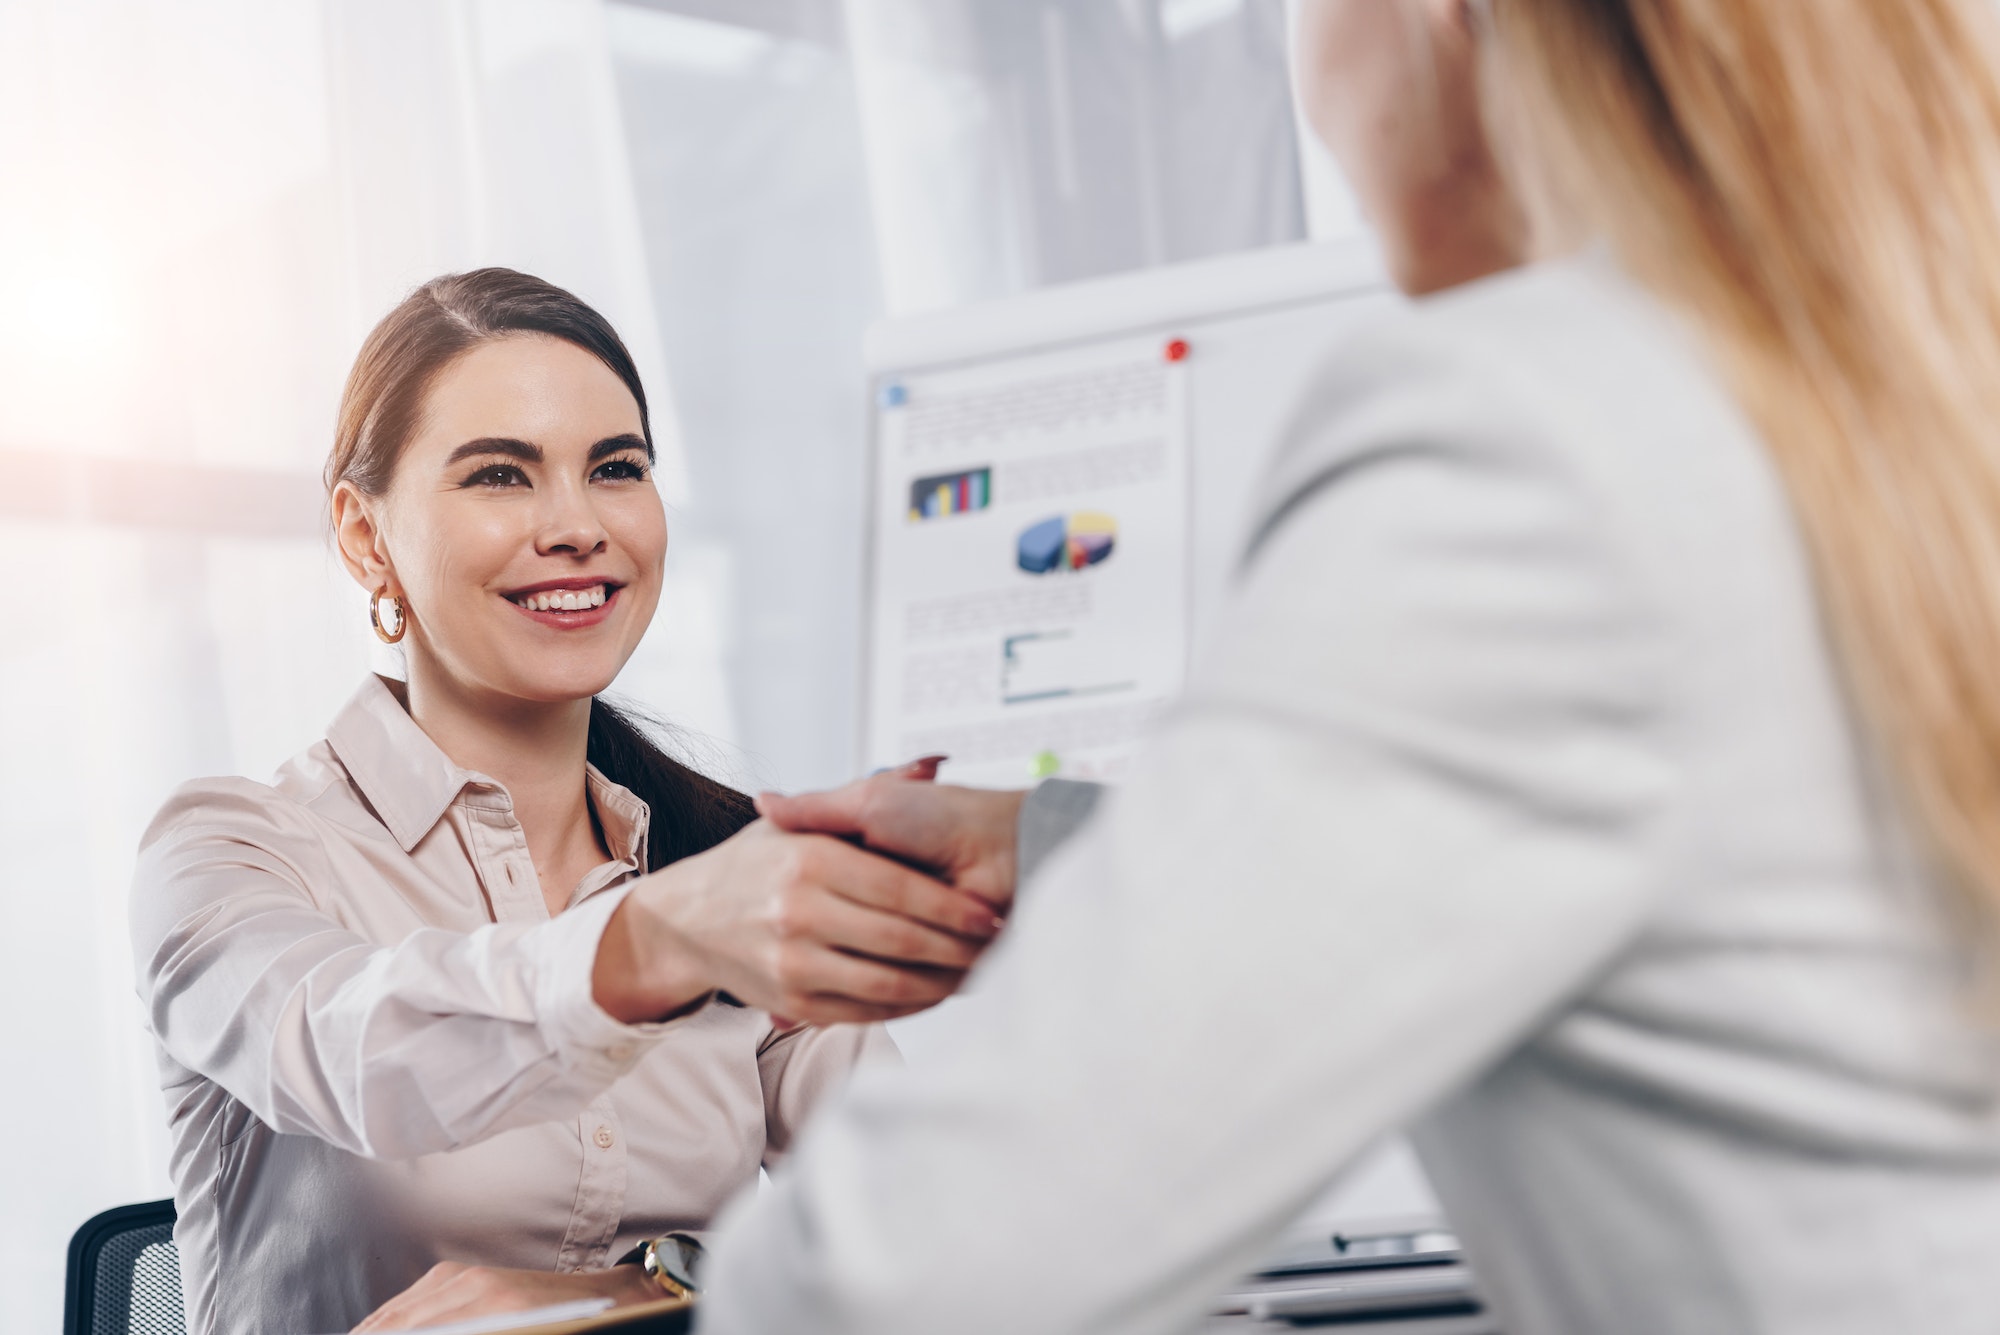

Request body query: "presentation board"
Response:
[864, 238, 1444, 1233]
[861, 237, 1400, 787]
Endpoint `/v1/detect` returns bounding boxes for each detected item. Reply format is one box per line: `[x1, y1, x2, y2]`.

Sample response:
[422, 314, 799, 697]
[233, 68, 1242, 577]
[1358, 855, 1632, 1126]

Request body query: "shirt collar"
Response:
[325, 675, 655, 869]
[325, 675, 473, 852]
[585, 763, 652, 874]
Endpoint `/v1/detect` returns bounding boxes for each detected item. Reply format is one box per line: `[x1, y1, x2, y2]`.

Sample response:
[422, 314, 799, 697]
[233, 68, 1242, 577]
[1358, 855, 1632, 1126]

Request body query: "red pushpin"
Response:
[1164, 337, 1190, 363]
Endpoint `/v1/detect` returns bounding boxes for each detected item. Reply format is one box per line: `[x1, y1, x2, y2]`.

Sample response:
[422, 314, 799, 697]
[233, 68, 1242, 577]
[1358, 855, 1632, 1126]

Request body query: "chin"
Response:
[501, 663, 625, 706]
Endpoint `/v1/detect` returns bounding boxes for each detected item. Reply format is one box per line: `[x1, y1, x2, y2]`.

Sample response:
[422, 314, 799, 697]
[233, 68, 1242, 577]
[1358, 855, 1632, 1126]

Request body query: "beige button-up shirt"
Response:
[130, 676, 889, 1335]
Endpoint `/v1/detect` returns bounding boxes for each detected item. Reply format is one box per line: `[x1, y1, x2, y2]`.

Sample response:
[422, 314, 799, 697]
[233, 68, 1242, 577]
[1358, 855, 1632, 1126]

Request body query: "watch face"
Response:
[657, 1233, 705, 1295]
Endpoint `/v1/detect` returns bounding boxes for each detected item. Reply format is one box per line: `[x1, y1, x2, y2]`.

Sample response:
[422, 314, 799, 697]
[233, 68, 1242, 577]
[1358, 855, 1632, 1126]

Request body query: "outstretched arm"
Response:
[697, 335, 1681, 1335]
[134, 803, 997, 1161]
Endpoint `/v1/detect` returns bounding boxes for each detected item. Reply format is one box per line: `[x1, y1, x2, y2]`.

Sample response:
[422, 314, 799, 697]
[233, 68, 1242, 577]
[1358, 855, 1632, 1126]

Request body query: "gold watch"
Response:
[638, 1232, 704, 1301]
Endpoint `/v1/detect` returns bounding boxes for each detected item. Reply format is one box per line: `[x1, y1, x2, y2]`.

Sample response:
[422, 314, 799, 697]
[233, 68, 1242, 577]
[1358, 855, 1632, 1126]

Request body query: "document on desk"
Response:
[317, 1295, 692, 1335]
[310, 1299, 613, 1335]
[865, 338, 1192, 787]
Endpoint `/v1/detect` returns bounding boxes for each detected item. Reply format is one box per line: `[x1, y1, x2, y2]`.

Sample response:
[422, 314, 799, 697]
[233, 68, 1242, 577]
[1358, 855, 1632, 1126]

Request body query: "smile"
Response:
[508, 584, 609, 612]
[501, 579, 623, 628]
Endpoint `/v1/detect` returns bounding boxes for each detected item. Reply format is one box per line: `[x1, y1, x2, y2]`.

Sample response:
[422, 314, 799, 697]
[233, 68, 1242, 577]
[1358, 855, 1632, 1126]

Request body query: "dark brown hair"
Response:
[330, 267, 755, 870]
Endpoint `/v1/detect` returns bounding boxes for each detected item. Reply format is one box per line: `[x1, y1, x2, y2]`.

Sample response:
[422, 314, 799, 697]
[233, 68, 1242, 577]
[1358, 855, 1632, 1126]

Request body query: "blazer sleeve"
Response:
[697, 319, 1684, 1335]
[1017, 779, 1106, 886]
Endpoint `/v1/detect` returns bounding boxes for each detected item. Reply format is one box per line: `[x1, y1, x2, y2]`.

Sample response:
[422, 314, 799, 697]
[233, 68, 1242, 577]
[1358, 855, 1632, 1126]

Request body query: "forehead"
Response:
[415, 334, 644, 452]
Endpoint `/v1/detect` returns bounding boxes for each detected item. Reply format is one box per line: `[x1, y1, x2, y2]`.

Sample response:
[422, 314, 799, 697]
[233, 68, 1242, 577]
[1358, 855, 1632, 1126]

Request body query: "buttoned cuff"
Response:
[535, 884, 702, 1082]
[1017, 778, 1106, 890]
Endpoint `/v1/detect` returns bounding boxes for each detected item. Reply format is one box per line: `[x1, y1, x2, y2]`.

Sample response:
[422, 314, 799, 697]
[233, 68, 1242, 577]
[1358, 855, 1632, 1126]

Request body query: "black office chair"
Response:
[65, 1200, 184, 1335]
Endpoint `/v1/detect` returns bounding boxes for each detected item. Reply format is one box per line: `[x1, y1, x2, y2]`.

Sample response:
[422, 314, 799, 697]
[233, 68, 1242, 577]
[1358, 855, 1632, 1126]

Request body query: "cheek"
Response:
[389, 497, 529, 608]
[610, 492, 669, 575]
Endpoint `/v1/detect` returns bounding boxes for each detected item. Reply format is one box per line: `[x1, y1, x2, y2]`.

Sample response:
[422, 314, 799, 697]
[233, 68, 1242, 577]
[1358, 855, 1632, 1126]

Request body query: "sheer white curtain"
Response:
[0, 3, 731, 1329]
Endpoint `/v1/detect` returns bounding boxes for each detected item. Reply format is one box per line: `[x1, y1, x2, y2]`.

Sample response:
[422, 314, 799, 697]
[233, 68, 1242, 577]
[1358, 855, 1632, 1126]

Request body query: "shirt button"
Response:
[594, 1126, 615, 1150]
[607, 1043, 634, 1062]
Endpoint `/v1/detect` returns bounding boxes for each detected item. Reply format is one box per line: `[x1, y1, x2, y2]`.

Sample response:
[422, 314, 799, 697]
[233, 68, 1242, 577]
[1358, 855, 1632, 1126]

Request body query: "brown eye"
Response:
[594, 458, 648, 482]
[464, 464, 527, 488]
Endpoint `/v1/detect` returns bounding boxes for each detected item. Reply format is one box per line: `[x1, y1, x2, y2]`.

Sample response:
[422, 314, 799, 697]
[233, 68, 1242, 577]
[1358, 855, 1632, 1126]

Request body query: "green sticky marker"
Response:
[1030, 749, 1061, 780]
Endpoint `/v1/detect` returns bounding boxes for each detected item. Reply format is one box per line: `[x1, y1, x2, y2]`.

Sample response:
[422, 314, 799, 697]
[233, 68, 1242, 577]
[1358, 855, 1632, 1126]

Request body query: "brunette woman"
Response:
[129, 270, 998, 1335]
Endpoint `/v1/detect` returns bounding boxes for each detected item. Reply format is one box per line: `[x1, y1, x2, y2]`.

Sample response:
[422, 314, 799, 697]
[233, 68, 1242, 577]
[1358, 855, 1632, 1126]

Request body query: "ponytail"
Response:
[587, 698, 756, 872]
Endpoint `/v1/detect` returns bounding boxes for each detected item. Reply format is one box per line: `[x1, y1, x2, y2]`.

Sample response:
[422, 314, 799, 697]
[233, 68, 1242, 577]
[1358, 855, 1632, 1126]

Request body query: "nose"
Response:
[535, 475, 609, 558]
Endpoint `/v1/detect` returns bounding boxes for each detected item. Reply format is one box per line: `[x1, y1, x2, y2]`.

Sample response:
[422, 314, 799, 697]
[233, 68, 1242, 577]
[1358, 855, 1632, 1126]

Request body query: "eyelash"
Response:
[595, 458, 649, 482]
[459, 457, 650, 489]
[465, 464, 527, 489]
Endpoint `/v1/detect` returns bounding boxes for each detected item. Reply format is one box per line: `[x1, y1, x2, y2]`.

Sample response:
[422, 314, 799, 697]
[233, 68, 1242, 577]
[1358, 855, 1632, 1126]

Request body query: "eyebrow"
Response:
[444, 433, 652, 469]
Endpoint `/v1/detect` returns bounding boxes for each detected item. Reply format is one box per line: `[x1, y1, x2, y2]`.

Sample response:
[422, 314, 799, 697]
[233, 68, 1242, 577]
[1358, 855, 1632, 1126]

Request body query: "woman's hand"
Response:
[757, 774, 1028, 911]
[593, 819, 1004, 1027]
[352, 1261, 660, 1332]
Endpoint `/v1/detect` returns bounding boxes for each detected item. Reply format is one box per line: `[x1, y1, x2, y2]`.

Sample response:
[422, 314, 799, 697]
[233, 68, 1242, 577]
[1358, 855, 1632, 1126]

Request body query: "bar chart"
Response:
[907, 466, 993, 521]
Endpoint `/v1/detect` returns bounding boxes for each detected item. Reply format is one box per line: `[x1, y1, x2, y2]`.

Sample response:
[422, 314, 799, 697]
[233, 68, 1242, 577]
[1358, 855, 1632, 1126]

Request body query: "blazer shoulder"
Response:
[1251, 255, 1772, 584]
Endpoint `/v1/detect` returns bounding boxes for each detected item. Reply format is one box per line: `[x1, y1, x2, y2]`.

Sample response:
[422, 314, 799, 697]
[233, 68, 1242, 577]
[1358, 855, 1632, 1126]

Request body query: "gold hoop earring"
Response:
[370, 589, 407, 645]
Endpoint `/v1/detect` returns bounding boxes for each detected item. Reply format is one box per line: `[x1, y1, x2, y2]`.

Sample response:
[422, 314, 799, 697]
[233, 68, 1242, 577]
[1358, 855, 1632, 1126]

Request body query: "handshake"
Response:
[592, 760, 1031, 1028]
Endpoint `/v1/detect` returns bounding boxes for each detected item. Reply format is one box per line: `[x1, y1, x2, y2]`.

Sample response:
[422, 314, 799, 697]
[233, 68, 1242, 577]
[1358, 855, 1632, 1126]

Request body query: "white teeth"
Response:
[513, 585, 608, 612]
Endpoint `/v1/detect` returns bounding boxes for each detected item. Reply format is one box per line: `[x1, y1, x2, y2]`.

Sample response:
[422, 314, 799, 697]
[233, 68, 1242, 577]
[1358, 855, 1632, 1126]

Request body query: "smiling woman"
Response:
[322, 275, 752, 876]
[127, 269, 1007, 1335]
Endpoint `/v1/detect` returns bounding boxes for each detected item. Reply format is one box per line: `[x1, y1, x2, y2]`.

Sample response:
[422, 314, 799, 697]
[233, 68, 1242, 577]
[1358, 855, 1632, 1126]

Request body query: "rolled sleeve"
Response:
[532, 883, 694, 1084]
[133, 790, 704, 1161]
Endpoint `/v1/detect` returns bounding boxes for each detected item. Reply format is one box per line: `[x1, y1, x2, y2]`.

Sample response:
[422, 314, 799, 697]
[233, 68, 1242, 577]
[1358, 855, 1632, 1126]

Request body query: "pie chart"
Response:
[1017, 512, 1117, 575]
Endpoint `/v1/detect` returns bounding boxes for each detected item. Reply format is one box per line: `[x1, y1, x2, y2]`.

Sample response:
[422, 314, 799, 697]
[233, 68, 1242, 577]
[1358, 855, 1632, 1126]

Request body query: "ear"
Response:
[1433, 0, 1482, 37]
[331, 481, 397, 594]
[1413, 0, 1481, 52]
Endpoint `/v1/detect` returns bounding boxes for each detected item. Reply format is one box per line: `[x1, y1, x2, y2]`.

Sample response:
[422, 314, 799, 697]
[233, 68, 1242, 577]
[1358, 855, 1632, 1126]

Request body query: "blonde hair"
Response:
[1488, 0, 2000, 958]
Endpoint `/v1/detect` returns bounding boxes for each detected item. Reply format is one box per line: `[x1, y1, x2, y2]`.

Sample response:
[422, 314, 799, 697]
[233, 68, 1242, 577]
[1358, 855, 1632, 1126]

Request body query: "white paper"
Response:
[314, 1297, 616, 1335]
[866, 336, 1191, 787]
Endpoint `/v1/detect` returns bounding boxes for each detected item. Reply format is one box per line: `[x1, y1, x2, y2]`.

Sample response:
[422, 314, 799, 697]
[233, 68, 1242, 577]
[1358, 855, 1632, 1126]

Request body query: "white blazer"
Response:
[699, 254, 2000, 1334]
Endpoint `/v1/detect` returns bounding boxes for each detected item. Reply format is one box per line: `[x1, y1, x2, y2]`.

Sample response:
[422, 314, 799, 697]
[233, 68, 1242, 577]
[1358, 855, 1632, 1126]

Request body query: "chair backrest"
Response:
[65, 1200, 185, 1335]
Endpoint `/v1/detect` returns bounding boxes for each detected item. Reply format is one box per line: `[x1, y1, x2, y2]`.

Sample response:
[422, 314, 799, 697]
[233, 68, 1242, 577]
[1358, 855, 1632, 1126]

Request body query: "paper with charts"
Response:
[867, 335, 1191, 787]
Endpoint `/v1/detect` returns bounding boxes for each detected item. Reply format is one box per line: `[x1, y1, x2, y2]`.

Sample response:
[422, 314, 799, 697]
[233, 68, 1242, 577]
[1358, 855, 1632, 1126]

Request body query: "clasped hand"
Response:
[593, 764, 1028, 1028]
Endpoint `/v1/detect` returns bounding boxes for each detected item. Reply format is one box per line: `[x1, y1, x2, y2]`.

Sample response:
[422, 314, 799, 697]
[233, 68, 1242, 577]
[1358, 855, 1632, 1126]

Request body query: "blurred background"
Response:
[0, 0, 1365, 1328]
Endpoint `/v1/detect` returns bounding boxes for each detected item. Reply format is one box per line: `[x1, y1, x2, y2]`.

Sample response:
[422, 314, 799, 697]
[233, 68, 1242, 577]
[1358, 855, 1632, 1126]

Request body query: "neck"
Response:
[398, 649, 605, 910]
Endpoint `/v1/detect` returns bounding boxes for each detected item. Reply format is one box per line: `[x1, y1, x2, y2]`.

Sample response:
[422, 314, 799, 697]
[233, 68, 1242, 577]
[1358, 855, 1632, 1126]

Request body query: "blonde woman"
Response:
[363, 0, 2000, 1331]
[680, 0, 2000, 1332]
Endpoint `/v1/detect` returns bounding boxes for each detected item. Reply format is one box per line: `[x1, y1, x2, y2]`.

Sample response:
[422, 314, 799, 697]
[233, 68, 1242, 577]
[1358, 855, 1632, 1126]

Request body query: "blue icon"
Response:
[880, 383, 908, 409]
